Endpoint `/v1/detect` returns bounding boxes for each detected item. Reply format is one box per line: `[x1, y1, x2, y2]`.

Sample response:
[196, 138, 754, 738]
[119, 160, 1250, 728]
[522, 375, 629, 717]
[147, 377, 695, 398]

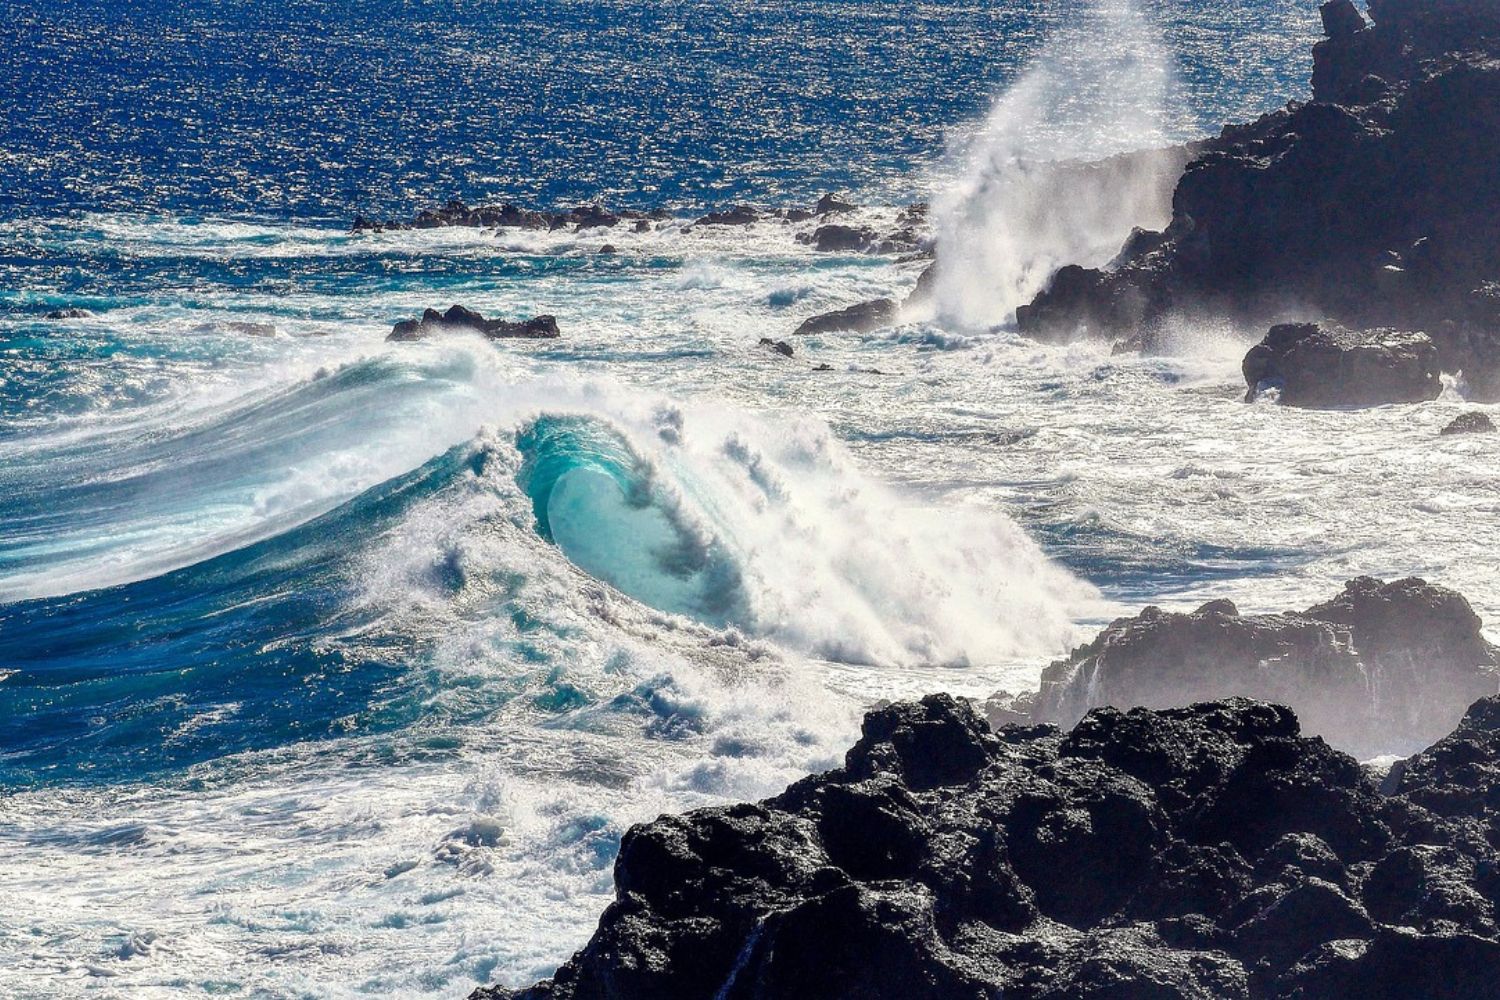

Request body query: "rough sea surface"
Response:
[4, 1, 1495, 997]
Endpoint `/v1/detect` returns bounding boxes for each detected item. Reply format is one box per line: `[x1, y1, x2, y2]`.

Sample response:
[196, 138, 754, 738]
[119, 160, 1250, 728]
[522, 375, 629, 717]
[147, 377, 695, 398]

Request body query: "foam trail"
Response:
[930, 0, 1184, 329]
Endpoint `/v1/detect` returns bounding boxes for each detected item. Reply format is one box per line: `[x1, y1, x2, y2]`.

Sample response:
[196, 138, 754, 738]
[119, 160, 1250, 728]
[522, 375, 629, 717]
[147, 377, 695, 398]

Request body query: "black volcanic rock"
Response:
[1014, 264, 1155, 344]
[387, 305, 560, 342]
[355, 198, 553, 232]
[814, 193, 857, 216]
[805, 224, 877, 253]
[1013, 0, 1500, 378]
[1320, 0, 1369, 40]
[1242, 323, 1442, 407]
[474, 693, 1500, 1000]
[352, 199, 666, 233]
[793, 298, 898, 336]
[1021, 577, 1498, 759]
[1441, 411, 1498, 435]
[696, 205, 760, 226]
[568, 205, 620, 230]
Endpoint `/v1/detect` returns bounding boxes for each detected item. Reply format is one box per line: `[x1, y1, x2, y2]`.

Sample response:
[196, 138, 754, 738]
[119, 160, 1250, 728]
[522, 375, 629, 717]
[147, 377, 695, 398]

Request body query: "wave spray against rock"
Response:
[930, 0, 1186, 330]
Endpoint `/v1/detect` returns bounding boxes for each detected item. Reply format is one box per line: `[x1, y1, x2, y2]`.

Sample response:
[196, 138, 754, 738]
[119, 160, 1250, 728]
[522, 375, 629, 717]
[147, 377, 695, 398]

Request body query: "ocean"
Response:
[4, 0, 1495, 996]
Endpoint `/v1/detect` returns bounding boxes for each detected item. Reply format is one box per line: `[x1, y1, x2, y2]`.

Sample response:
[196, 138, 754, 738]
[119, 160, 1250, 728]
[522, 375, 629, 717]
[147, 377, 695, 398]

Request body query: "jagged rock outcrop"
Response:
[44, 307, 93, 320]
[475, 693, 1500, 1000]
[1016, 577, 1498, 759]
[758, 337, 794, 357]
[815, 193, 857, 216]
[1014, 0, 1500, 389]
[1442, 411, 1497, 434]
[793, 299, 898, 336]
[1242, 322, 1442, 407]
[387, 305, 560, 342]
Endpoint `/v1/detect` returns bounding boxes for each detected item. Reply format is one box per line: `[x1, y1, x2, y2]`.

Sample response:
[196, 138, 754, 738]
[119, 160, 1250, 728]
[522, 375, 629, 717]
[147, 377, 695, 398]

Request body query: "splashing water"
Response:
[930, 0, 1187, 329]
[507, 395, 1092, 668]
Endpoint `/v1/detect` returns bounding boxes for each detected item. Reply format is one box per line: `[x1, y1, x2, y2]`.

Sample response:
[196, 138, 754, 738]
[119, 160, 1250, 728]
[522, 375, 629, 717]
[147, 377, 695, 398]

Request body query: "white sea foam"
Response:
[929, 0, 1188, 329]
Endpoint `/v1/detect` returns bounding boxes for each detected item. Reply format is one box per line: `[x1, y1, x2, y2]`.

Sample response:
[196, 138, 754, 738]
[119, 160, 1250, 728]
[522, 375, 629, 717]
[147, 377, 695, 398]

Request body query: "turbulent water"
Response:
[3, 1, 1497, 997]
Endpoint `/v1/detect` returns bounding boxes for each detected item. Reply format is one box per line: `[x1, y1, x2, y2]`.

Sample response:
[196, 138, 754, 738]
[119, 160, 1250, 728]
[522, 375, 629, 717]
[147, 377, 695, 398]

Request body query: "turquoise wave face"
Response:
[0, 443, 498, 788]
[515, 415, 747, 626]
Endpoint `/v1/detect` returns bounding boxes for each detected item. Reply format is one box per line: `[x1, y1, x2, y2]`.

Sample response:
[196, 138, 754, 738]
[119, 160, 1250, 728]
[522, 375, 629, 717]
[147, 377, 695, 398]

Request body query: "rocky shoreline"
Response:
[469, 577, 1500, 999]
[477, 689, 1500, 999]
[363, 0, 1500, 406]
[1014, 0, 1500, 404]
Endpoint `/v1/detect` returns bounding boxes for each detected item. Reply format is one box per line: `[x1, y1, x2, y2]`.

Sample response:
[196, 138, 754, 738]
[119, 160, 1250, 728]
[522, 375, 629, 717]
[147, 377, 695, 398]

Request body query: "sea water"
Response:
[4, 1, 1496, 997]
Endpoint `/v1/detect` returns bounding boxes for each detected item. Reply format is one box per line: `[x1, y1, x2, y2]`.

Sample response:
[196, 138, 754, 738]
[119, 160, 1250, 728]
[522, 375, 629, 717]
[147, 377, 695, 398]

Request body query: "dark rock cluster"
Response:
[1013, 0, 1500, 398]
[1241, 322, 1442, 407]
[387, 304, 560, 342]
[353, 198, 671, 233]
[999, 577, 1498, 760]
[793, 298, 899, 336]
[475, 691, 1500, 1000]
[352, 193, 905, 238]
[797, 206, 927, 256]
[1442, 411, 1498, 435]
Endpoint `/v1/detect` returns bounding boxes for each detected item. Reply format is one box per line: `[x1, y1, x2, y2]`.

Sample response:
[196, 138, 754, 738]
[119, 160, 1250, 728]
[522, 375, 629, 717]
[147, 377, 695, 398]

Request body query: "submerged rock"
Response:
[1024, 577, 1499, 759]
[222, 320, 278, 338]
[758, 337, 794, 357]
[387, 305, 560, 342]
[793, 298, 898, 336]
[1242, 323, 1442, 407]
[476, 693, 1500, 1000]
[44, 307, 94, 320]
[1441, 411, 1497, 435]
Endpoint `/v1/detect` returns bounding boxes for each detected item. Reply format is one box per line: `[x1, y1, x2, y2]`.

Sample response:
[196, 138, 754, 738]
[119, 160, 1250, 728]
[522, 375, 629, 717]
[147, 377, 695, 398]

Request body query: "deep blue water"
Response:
[1, 0, 1321, 221]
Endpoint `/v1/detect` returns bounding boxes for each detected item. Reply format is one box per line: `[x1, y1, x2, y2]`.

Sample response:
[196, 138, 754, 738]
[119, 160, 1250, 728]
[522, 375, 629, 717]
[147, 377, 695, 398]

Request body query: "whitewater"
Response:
[3, 1, 1497, 998]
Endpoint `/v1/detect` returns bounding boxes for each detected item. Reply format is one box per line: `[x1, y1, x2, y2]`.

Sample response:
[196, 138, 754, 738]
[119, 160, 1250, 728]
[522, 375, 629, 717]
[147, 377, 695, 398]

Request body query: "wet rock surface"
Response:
[387, 305, 560, 342]
[1014, 0, 1500, 385]
[1441, 411, 1498, 435]
[1241, 322, 1442, 407]
[794, 298, 898, 336]
[474, 692, 1500, 1000]
[1017, 577, 1498, 760]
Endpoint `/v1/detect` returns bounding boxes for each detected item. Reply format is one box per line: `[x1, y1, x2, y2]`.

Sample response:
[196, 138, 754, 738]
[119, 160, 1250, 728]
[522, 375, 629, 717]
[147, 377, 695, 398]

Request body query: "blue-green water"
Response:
[17, 3, 1485, 998]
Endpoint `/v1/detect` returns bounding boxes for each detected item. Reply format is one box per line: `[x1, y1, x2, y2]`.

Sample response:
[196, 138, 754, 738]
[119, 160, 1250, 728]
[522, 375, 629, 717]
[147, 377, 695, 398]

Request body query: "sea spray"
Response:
[362, 371, 1093, 669]
[930, 0, 1187, 329]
